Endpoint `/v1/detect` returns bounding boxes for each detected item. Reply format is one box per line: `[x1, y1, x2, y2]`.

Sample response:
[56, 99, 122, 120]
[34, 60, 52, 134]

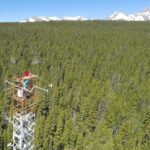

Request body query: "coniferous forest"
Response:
[0, 21, 150, 150]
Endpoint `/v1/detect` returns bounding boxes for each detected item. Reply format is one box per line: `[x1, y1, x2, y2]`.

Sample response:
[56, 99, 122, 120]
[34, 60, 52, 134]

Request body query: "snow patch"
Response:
[19, 16, 88, 23]
[108, 8, 150, 21]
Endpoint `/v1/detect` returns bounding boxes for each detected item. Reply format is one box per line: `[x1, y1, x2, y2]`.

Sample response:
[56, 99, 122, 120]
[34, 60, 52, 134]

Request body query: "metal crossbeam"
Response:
[5, 73, 51, 150]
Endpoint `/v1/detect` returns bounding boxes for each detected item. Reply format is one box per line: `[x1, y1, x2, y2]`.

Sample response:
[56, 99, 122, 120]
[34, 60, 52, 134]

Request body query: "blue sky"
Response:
[0, 0, 150, 22]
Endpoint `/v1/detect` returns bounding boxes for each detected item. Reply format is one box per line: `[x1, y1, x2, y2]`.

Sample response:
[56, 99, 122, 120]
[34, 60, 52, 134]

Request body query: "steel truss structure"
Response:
[5, 74, 48, 150]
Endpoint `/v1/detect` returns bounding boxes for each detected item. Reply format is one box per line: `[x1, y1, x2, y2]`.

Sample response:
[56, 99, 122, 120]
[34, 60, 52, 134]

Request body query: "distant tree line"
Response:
[0, 21, 149, 150]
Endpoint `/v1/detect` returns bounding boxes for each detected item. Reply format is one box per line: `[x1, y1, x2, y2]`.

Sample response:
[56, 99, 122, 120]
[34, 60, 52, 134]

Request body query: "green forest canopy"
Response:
[0, 21, 150, 150]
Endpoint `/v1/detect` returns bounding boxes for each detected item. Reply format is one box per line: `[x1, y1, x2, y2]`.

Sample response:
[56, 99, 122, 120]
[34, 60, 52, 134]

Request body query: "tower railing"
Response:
[5, 73, 49, 150]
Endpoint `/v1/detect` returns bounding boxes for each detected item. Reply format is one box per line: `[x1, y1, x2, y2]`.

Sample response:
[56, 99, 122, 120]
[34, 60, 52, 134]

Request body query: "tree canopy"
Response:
[0, 21, 150, 150]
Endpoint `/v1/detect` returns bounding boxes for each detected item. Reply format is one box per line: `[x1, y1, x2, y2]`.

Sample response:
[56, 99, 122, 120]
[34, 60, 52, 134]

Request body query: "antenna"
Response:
[4, 72, 52, 150]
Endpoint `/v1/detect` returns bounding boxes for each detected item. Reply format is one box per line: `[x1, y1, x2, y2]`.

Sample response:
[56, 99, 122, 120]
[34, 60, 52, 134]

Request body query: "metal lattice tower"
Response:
[5, 73, 49, 150]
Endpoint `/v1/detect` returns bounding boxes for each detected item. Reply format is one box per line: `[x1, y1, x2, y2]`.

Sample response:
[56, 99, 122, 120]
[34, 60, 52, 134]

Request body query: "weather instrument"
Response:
[4, 72, 52, 150]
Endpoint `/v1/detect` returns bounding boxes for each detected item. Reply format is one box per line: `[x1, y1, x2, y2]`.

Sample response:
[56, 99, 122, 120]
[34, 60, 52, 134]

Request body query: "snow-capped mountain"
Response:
[19, 9, 150, 22]
[108, 9, 150, 21]
[19, 16, 88, 23]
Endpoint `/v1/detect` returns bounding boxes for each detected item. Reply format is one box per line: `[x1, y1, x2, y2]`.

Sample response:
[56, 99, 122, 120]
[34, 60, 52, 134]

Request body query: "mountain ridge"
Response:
[19, 8, 150, 22]
[19, 16, 88, 23]
[108, 8, 150, 21]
